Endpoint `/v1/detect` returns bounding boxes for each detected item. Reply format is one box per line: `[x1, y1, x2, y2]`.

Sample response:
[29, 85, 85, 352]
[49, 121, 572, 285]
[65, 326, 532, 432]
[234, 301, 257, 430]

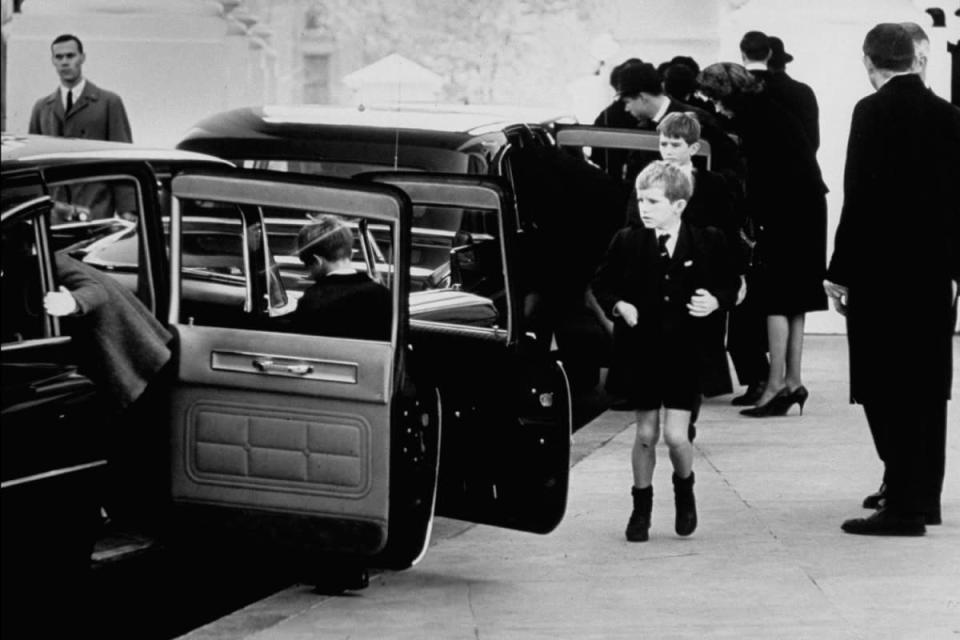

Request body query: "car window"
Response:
[2, 215, 49, 345]
[175, 197, 396, 342]
[406, 203, 505, 330]
[47, 175, 150, 309]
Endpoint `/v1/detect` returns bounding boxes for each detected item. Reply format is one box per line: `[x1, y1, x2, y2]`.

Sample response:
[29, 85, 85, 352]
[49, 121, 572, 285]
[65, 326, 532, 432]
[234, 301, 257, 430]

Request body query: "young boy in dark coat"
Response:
[591, 161, 739, 542]
[293, 214, 391, 341]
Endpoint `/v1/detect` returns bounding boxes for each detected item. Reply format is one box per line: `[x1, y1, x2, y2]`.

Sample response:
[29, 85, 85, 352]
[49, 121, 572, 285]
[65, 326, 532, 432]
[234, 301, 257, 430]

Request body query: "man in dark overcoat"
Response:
[28, 33, 134, 222]
[825, 23, 960, 536]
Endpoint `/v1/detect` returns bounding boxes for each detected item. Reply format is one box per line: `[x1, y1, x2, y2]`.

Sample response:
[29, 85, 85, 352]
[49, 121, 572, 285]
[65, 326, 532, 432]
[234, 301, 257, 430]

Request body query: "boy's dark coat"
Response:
[591, 222, 739, 399]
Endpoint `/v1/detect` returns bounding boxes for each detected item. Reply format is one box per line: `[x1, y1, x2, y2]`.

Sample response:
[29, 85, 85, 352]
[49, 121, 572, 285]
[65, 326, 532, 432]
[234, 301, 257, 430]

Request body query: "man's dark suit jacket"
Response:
[827, 74, 960, 403]
[589, 99, 646, 181]
[591, 222, 739, 398]
[29, 80, 134, 220]
[751, 69, 820, 151]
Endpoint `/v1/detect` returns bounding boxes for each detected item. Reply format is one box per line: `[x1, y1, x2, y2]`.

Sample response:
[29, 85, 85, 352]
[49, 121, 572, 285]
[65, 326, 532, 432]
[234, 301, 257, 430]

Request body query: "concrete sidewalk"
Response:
[184, 336, 960, 639]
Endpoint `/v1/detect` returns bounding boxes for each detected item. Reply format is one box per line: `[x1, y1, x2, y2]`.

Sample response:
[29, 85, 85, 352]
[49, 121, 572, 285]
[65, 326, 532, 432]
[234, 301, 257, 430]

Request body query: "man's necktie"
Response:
[657, 233, 671, 260]
[66, 90, 73, 113]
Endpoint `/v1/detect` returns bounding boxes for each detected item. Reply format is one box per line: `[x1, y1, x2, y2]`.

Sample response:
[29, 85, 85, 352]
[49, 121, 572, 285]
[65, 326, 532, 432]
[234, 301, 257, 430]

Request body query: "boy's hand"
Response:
[44, 286, 78, 316]
[687, 289, 718, 317]
[613, 301, 639, 327]
[823, 279, 848, 316]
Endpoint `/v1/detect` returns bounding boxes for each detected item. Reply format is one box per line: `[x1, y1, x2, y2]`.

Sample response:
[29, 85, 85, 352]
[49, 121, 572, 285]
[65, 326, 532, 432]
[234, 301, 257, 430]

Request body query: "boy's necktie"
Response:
[657, 233, 671, 260]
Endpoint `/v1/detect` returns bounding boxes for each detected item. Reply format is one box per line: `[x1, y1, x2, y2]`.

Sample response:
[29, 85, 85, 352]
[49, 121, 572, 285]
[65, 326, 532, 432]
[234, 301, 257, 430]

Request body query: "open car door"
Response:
[166, 169, 439, 570]
[364, 172, 571, 534]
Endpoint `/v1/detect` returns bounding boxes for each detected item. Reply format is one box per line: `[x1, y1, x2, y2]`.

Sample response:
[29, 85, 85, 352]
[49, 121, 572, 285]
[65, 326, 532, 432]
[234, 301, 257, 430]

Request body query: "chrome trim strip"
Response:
[1, 195, 50, 223]
[169, 196, 182, 324]
[409, 318, 508, 340]
[210, 350, 360, 383]
[1, 336, 71, 352]
[1, 460, 108, 490]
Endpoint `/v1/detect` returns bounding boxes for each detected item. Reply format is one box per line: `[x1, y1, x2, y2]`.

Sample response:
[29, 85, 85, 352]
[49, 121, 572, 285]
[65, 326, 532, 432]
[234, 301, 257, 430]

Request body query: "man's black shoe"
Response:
[841, 508, 925, 536]
[862, 482, 887, 509]
[925, 510, 942, 526]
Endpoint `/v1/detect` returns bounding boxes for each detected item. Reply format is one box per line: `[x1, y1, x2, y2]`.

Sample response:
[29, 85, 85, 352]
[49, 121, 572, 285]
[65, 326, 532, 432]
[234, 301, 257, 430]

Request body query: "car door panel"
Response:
[175, 325, 391, 401]
[166, 170, 435, 561]
[365, 172, 571, 534]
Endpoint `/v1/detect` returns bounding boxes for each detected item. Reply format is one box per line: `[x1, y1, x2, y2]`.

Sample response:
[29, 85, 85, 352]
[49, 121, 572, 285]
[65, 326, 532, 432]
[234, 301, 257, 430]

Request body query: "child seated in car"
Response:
[591, 161, 739, 543]
[292, 214, 391, 341]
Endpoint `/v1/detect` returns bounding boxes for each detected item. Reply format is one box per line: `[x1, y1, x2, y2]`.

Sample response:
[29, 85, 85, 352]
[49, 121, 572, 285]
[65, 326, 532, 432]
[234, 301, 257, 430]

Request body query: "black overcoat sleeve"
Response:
[590, 227, 634, 321]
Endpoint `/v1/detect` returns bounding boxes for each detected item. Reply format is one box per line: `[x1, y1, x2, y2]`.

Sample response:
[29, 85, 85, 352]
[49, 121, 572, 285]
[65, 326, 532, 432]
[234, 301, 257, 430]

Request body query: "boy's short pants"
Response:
[626, 341, 700, 412]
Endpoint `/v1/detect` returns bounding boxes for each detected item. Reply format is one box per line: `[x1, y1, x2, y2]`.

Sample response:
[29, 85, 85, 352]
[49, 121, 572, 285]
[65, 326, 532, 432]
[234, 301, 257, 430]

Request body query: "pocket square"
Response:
[683, 260, 693, 267]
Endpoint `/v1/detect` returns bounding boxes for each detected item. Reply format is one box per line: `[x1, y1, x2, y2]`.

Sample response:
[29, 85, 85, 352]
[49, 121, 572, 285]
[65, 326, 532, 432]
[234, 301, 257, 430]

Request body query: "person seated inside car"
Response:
[290, 214, 392, 341]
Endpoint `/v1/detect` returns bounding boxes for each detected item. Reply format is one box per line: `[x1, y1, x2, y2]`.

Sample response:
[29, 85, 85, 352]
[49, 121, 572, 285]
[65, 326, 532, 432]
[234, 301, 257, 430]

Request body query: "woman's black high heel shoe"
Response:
[790, 386, 809, 415]
[739, 388, 797, 417]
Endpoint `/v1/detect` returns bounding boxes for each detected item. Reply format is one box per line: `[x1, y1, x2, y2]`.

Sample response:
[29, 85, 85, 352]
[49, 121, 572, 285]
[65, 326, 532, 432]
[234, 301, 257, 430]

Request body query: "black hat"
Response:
[669, 55, 700, 75]
[767, 36, 793, 67]
[616, 62, 663, 98]
[862, 23, 915, 71]
[739, 30, 770, 61]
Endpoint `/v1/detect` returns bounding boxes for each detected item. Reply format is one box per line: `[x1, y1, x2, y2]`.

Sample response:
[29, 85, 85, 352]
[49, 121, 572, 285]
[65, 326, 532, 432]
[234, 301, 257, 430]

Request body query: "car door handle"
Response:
[251, 358, 314, 376]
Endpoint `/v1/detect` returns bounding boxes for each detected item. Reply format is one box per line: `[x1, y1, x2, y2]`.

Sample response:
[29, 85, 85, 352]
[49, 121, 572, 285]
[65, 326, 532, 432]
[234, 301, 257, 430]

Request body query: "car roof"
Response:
[1, 133, 230, 170]
[180, 104, 575, 150]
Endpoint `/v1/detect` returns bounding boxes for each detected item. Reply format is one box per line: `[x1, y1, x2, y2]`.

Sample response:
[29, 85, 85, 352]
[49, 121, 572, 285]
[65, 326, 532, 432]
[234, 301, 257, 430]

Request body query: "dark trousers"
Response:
[726, 271, 769, 387]
[863, 399, 947, 515]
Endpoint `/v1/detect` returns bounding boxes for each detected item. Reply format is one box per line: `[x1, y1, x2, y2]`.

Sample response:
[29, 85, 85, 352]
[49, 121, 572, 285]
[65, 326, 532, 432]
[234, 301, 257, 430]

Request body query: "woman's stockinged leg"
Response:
[663, 409, 694, 478]
[757, 314, 789, 405]
[785, 313, 806, 390]
[632, 410, 660, 488]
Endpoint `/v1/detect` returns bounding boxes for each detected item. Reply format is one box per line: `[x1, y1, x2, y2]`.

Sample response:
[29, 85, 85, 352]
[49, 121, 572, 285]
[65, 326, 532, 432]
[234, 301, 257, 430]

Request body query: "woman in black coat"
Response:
[697, 62, 827, 416]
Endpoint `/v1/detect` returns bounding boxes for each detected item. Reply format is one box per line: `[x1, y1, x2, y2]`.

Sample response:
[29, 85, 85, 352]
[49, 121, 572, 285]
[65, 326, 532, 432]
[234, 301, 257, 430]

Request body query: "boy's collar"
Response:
[654, 217, 682, 238]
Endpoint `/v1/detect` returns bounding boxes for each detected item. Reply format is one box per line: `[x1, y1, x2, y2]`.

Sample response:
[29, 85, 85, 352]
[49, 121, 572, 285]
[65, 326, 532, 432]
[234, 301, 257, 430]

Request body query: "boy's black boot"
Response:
[673, 471, 697, 536]
[626, 486, 653, 542]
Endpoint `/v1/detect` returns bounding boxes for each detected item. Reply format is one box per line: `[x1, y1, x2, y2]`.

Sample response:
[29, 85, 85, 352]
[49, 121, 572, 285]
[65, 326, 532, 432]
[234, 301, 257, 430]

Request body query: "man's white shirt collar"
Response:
[60, 78, 86, 110]
[327, 266, 358, 276]
[652, 97, 671, 124]
[744, 61, 767, 71]
[878, 70, 913, 88]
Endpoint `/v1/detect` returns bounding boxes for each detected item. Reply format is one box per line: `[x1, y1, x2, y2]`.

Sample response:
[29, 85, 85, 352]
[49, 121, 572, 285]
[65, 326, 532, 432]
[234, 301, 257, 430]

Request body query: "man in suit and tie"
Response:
[29, 33, 134, 222]
[824, 23, 960, 536]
